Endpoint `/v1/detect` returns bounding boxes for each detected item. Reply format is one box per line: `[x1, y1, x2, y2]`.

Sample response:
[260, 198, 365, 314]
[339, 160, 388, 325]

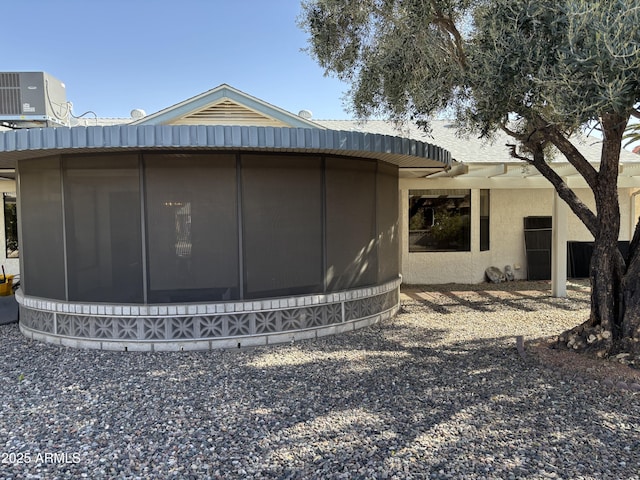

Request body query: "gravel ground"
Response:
[1, 280, 639, 479]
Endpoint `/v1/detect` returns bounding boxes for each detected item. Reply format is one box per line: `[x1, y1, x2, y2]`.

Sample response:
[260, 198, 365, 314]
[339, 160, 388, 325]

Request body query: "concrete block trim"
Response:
[16, 278, 400, 351]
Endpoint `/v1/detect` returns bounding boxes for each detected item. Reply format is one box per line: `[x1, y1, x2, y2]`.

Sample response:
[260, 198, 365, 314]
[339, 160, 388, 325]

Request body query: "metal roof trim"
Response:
[0, 125, 452, 167]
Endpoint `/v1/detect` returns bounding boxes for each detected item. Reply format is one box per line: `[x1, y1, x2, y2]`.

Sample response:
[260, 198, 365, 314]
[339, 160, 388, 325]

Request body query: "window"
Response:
[409, 189, 471, 252]
[4, 193, 17, 258]
[480, 189, 490, 251]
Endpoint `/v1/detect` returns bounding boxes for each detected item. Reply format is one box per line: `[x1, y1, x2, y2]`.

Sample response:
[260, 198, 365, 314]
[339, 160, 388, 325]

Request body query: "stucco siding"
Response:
[402, 250, 492, 284]
[629, 188, 640, 239]
[401, 186, 639, 285]
[489, 189, 552, 281]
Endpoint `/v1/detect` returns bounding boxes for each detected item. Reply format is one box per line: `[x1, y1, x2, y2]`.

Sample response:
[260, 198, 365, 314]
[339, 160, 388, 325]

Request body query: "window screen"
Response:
[144, 153, 239, 302]
[241, 155, 323, 298]
[18, 157, 66, 299]
[63, 155, 143, 303]
[480, 189, 490, 251]
[325, 157, 377, 290]
[376, 161, 399, 283]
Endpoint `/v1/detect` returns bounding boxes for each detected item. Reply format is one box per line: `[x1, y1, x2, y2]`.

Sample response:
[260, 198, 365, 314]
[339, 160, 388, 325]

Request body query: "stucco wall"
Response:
[401, 186, 638, 285]
[632, 189, 640, 236]
[564, 187, 636, 241]
[488, 188, 552, 281]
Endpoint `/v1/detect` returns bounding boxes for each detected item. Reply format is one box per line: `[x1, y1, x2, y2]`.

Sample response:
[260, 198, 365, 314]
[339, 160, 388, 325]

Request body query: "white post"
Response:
[399, 187, 408, 280]
[631, 190, 640, 239]
[552, 188, 568, 297]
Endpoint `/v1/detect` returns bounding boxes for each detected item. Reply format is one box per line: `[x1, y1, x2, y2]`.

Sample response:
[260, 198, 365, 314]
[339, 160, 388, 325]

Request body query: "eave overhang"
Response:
[0, 125, 452, 169]
[400, 161, 640, 188]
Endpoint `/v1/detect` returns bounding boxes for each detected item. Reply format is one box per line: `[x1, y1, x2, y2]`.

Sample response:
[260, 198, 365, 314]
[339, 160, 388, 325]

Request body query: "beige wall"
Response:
[401, 185, 638, 285]
[632, 189, 640, 237]
[488, 188, 551, 281]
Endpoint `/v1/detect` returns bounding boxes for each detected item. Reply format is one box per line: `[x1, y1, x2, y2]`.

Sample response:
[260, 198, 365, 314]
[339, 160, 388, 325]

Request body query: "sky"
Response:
[3, 0, 353, 120]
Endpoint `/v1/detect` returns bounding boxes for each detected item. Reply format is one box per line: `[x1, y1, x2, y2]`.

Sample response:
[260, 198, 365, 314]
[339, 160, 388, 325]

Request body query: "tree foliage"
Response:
[300, 0, 640, 355]
[301, 0, 640, 129]
[467, 1, 640, 128]
[301, 0, 474, 124]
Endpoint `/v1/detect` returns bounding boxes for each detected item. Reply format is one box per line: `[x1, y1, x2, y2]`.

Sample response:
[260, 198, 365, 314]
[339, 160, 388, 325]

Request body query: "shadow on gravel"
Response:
[400, 293, 452, 314]
[0, 292, 637, 479]
[435, 291, 495, 313]
[508, 289, 591, 310]
[227, 328, 638, 479]
[474, 290, 537, 312]
[402, 279, 591, 315]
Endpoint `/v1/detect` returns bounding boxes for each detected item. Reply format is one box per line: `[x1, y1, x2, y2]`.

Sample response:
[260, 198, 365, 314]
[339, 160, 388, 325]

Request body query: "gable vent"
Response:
[172, 99, 289, 127]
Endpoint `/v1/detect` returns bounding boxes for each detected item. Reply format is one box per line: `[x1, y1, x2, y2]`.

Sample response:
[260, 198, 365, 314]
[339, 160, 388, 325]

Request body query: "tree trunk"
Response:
[570, 179, 624, 355]
[510, 114, 638, 358]
[587, 215, 621, 334]
[557, 113, 638, 357]
[589, 114, 626, 340]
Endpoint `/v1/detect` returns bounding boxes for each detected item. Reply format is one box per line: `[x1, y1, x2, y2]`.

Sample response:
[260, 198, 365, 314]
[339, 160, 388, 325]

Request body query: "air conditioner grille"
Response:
[0, 73, 19, 88]
[0, 73, 21, 115]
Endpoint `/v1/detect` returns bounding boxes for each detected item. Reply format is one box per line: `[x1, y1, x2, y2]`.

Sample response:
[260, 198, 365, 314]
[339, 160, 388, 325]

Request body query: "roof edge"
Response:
[0, 124, 451, 168]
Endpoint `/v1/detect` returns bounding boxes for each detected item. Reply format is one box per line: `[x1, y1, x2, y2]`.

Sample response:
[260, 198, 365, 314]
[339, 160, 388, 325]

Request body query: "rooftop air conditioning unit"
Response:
[0, 72, 69, 128]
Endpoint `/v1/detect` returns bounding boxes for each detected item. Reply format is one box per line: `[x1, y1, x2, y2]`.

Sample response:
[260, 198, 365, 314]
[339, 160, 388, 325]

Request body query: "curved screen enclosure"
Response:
[5, 125, 450, 350]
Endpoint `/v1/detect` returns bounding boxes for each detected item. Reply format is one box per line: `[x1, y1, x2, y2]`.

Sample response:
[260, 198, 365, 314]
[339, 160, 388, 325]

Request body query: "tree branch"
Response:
[504, 139, 600, 238]
[531, 117, 600, 192]
[429, 1, 467, 68]
[433, 16, 467, 68]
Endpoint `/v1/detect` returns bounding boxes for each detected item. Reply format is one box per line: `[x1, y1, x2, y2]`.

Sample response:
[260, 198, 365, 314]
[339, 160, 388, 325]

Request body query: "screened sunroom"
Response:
[1, 118, 450, 350]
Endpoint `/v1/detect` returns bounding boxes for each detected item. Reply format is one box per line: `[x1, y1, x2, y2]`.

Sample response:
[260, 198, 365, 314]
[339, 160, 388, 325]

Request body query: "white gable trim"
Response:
[131, 84, 323, 129]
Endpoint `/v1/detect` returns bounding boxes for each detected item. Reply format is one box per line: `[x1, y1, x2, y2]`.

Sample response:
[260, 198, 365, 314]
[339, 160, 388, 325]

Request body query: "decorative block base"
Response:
[17, 278, 400, 351]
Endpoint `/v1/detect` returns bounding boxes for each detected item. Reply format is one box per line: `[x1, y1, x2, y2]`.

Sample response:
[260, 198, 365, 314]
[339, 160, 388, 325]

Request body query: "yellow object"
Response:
[0, 275, 14, 296]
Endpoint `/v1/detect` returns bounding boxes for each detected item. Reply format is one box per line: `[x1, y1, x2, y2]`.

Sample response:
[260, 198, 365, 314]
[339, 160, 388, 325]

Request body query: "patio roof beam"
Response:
[423, 163, 468, 178]
[462, 164, 507, 178]
[619, 163, 640, 177]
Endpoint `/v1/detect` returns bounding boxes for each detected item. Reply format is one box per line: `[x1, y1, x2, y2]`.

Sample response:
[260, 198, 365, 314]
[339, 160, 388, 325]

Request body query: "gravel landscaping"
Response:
[1, 280, 639, 479]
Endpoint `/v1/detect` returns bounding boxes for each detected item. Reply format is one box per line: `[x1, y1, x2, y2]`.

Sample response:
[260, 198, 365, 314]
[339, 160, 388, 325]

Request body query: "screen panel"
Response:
[18, 156, 66, 299]
[325, 157, 377, 290]
[241, 154, 323, 298]
[376, 161, 399, 283]
[63, 155, 143, 303]
[144, 153, 239, 302]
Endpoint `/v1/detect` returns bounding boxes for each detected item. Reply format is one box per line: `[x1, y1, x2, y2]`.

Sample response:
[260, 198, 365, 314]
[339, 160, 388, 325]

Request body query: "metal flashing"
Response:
[0, 125, 452, 168]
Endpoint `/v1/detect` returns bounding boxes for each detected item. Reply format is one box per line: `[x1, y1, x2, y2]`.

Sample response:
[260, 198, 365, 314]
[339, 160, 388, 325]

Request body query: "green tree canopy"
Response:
[300, 0, 640, 356]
